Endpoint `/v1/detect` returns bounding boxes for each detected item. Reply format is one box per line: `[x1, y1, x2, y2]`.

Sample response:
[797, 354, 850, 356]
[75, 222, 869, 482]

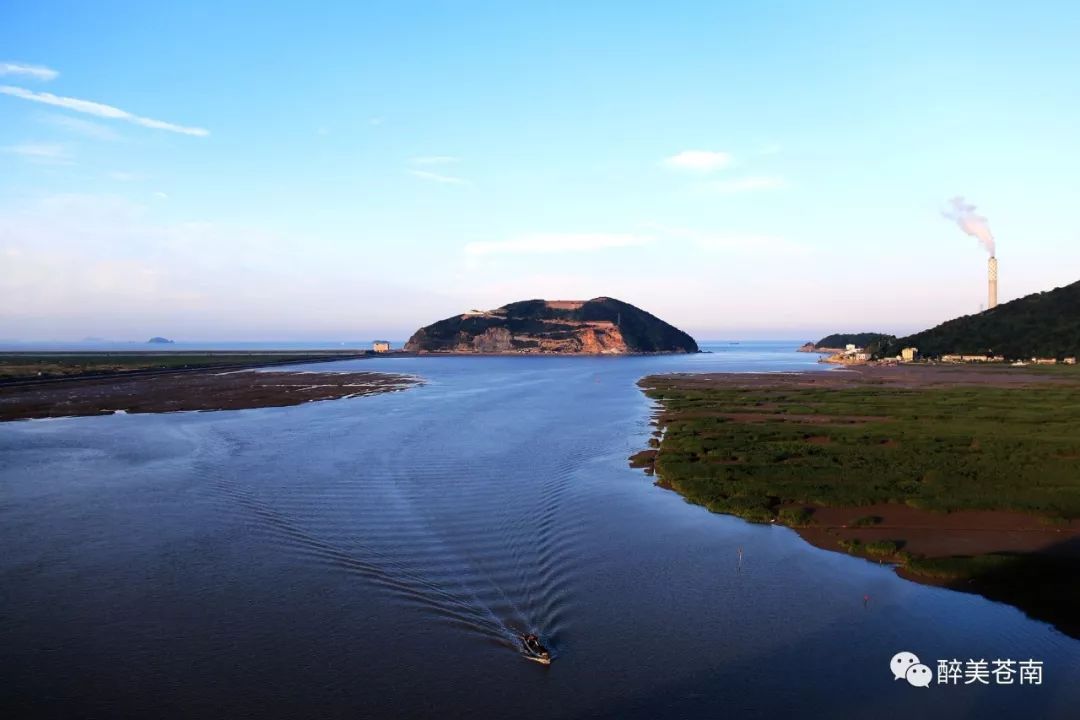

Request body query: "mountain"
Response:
[404, 297, 699, 354]
[886, 279, 1080, 359]
[147, 336, 175, 344]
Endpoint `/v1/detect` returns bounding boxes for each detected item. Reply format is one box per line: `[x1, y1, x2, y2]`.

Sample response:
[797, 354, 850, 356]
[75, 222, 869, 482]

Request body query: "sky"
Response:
[2, 1, 1079, 342]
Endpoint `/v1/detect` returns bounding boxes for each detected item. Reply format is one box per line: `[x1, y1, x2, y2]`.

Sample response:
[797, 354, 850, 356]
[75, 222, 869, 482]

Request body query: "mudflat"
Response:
[0, 370, 419, 422]
[0, 350, 371, 381]
[634, 363, 1080, 637]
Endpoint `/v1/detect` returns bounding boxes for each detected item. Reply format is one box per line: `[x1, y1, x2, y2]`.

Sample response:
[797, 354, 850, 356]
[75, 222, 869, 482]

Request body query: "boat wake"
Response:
[190, 392, 590, 659]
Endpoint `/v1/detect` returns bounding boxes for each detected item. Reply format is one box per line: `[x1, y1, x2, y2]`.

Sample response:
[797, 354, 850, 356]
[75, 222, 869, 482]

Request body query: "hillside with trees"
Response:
[813, 332, 895, 350]
[885, 279, 1080, 359]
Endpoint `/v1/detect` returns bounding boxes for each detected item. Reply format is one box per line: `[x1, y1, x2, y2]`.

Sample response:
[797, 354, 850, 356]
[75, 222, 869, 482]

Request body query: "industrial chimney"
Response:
[988, 256, 998, 310]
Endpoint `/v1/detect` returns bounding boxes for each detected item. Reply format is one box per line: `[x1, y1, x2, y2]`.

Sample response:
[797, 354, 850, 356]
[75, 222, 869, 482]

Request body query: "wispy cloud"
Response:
[464, 233, 651, 256]
[3, 143, 70, 164]
[409, 155, 459, 165]
[0, 62, 58, 81]
[0, 85, 208, 137]
[44, 114, 122, 141]
[705, 176, 787, 193]
[408, 169, 469, 185]
[663, 149, 733, 173]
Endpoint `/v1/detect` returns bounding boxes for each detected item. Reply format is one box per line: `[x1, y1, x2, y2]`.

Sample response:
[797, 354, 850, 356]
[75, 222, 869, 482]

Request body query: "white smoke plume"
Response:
[943, 196, 995, 256]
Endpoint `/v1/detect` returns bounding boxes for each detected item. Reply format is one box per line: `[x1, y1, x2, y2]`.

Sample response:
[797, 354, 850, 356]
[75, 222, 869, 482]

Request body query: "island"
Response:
[147, 336, 175, 344]
[798, 332, 895, 354]
[404, 297, 698, 354]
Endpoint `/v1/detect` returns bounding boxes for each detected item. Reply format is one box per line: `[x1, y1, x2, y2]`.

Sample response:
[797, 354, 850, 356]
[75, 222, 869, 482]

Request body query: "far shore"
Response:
[0, 369, 420, 422]
[0, 350, 377, 385]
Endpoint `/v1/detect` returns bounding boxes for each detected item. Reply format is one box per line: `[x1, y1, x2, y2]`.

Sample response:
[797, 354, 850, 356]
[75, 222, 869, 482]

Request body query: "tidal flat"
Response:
[0, 350, 372, 381]
[0, 370, 419, 421]
[635, 364, 1080, 637]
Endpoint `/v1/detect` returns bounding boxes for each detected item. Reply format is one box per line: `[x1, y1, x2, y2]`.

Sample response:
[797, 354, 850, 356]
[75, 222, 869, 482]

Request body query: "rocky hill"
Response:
[884, 278, 1080, 359]
[404, 297, 699, 354]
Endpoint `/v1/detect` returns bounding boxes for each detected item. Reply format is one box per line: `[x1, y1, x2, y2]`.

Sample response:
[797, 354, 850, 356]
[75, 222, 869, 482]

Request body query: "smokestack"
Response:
[988, 256, 998, 310]
[943, 197, 999, 311]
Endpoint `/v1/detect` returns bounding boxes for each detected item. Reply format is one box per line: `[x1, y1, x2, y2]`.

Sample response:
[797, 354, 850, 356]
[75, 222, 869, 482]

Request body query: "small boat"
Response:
[520, 633, 552, 665]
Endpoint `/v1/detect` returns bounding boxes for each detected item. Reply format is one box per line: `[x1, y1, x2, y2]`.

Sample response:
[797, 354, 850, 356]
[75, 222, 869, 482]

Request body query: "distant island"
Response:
[800, 332, 895, 352]
[147, 336, 175, 344]
[404, 297, 698, 354]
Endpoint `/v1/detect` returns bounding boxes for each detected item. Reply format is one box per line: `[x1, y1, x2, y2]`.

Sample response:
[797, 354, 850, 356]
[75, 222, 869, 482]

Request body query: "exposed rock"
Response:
[405, 297, 698, 354]
[472, 327, 513, 352]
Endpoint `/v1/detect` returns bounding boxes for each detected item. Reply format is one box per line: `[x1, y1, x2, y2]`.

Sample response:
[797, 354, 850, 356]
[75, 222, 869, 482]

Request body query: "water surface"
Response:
[2, 343, 1078, 718]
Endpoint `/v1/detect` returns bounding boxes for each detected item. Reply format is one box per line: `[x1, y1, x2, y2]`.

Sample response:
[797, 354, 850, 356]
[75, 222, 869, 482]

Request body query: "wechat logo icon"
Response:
[891, 651, 932, 687]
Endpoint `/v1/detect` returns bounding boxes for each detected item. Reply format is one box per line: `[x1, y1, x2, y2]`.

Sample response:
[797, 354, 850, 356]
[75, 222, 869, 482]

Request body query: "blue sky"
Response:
[2, 1, 1079, 341]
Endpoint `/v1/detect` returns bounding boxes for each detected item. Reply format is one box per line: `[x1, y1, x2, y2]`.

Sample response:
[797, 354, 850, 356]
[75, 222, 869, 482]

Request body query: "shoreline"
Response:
[400, 349, 702, 357]
[0, 350, 376, 386]
[0, 369, 421, 422]
[632, 364, 1080, 637]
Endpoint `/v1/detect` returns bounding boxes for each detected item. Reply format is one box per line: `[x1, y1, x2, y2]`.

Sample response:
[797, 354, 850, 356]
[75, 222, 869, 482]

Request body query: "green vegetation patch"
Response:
[815, 332, 895, 349]
[640, 379, 1080, 522]
[778, 506, 815, 527]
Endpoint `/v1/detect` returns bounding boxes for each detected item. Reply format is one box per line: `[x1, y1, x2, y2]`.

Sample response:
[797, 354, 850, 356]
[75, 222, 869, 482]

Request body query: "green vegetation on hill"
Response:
[814, 332, 895, 349]
[405, 297, 698, 353]
[884, 278, 1080, 359]
[583, 297, 697, 352]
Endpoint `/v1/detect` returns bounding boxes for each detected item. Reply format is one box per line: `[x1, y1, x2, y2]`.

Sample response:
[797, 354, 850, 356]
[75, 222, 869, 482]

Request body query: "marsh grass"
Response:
[638, 375, 1080, 637]
[642, 381, 1080, 522]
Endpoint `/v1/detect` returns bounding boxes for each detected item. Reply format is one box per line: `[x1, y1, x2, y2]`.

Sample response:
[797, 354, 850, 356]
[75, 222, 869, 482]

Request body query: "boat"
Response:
[520, 633, 552, 665]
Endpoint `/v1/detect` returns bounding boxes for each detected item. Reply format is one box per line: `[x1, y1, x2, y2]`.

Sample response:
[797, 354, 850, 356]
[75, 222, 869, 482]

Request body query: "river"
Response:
[2, 343, 1078, 718]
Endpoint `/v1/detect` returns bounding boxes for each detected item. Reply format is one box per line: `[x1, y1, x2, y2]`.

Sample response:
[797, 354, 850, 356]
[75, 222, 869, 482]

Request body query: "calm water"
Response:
[2, 343, 1078, 719]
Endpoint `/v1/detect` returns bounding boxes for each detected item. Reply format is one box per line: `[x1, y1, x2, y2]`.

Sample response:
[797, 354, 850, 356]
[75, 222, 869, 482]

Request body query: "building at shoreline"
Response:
[940, 354, 1004, 363]
[372, 340, 392, 353]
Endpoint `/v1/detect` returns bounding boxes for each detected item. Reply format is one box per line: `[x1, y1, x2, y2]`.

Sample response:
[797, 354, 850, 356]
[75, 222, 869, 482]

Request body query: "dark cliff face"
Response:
[404, 297, 699, 354]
